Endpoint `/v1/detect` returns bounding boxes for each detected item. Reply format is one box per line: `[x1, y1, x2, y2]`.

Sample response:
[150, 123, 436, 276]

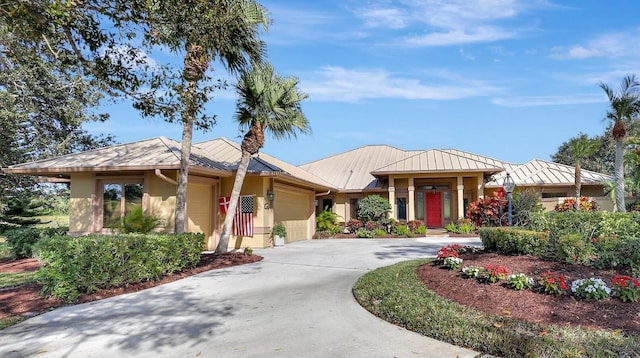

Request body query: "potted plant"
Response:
[272, 223, 287, 247]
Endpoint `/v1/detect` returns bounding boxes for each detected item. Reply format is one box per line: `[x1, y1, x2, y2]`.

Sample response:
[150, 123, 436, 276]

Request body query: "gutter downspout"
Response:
[155, 169, 178, 185]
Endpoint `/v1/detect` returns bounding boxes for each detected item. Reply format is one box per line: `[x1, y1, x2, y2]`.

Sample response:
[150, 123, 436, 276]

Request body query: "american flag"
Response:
[233, 195, 254, 237]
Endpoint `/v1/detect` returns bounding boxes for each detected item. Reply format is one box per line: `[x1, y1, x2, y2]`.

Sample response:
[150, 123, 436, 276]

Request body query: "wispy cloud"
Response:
[549, 28, 640, 60]
[404, 26, 516, 47]
[354, 0, 547, 47]
[302, 66, 500, 102]
[491, 93, 605, 107]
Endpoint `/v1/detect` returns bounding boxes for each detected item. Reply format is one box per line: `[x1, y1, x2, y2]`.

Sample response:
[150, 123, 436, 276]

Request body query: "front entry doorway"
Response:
[426, 192, 442, 227]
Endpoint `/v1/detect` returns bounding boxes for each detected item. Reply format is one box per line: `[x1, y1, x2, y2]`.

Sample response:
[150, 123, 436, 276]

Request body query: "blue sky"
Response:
[87, 0, 640, 166]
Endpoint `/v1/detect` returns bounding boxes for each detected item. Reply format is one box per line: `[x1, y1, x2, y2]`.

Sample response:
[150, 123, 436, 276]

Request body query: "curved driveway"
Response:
[0, 238, 484, 358]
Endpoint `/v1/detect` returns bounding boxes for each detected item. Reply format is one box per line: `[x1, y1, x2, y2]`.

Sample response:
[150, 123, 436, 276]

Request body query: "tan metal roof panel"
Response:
[487, 159, 613, 187]
[195, 138, 334, 189]
[5, 137, 232, 175]
[300, 145, 415, 190]
[372, 149, 504, 174]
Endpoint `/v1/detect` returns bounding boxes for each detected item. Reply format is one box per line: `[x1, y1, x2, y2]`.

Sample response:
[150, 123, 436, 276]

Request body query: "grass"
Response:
[0, 271, 38, 288]
[352, 259, 640, 358]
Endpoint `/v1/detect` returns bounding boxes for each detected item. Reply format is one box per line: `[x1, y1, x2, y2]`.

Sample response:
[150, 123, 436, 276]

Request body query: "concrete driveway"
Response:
[0, 237, 484, 358]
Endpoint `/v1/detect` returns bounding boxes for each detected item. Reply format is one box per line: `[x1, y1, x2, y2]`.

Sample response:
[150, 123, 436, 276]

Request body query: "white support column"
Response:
[457, 176, 464, 220]
[388, 177, 396, 220]
[408, 177, 415, 221]
[477, 174, 485, 199]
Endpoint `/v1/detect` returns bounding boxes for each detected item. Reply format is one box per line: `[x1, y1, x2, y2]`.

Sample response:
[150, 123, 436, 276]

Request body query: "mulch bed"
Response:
[0, 252, 262, 320]
[417, 251, 640, 335]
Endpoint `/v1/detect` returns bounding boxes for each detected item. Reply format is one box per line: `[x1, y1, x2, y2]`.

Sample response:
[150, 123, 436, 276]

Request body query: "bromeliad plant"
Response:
[507, 273, 534, 290]
[612, 275, 640, 302]
[539, 271, 568, 295]
[571, 277, 611, 300]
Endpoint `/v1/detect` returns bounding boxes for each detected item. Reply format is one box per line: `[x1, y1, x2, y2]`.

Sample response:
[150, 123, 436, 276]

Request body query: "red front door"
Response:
[426, 192, 442, 228]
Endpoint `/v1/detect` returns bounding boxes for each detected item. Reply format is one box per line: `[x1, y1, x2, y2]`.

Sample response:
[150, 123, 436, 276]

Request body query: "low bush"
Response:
[35, 232, 204, 302]
[392, 224, 410, 236]
[479, 227, 549, 256]
[4, 227, 69, 259]
[345, 219, 362, 233]
[120, 206, 163, 233]
[555, 233, 595, 265]
[356, 229, 374, 238]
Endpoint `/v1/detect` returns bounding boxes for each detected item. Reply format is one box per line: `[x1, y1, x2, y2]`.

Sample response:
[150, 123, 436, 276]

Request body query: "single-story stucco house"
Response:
[2, 137, 613, 249]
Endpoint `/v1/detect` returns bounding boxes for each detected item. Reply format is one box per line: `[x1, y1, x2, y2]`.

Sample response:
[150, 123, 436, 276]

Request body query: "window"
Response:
[542, 192, 568, 198]
[322, 198, 333, 212]
[349, 198, 359, 220]
[443, 192, 451, 220]
[103, 182, 143, 228]
[396, 197, 407, 221]
[416, 192, 424, 221]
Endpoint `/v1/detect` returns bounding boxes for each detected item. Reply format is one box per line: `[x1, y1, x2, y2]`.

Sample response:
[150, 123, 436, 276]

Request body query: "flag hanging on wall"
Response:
[233, 195, 254, 237]
[218, 196, 230, 215]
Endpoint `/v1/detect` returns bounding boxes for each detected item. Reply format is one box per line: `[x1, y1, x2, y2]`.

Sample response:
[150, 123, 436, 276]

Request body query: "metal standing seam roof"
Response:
[299, 145, 418, 190]
[371, 149, 504, 174]
[486, 159, 613, 187]
[4, 137, 232, 175]
[194, 138, 334, 189]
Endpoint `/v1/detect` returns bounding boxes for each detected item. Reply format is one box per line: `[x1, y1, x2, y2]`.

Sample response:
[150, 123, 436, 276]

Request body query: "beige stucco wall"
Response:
[69, 173, 95, 235]
[148, 172, 177, 233]
[186, 183, 214, 249]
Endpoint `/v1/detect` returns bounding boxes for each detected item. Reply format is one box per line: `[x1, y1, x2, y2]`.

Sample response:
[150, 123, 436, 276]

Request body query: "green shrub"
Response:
[598, 212, 640, 238]
[392, 224, 410, 236]
[357, 195, 391, 223]
[479, 227, 549, 256]
[35, 232, 204, 302]
[120, 206, 163, 233]
[547, 211, 602, 243]
[374, 228, 386, 236]
[316, 210, 340, 232]
[555, 233, 594, 265]
[356, 229, 374, 238]
[413, 225, 427, 235]
[4, 227, 68, 259]
[271, 223, 287, 238]
[593, 237, 640, 273]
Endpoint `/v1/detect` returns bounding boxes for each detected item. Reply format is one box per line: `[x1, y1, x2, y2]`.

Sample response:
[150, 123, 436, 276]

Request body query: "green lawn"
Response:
[353, 259, 640, 358]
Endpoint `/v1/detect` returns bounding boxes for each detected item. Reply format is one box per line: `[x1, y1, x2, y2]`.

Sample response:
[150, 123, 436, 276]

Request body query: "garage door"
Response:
[274, 187, 312, 243]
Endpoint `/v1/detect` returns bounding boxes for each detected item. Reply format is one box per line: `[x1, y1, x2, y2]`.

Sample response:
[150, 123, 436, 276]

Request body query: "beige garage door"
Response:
[274, 187, 312, 243]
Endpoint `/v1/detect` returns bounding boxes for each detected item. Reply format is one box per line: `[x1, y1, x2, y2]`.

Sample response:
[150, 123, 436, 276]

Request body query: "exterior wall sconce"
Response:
[267, 189, 275, 202]
[431, 185, 437, 194]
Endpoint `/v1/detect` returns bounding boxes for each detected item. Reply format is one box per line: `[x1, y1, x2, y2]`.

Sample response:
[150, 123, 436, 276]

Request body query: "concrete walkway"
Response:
[0, 238, 484, 358]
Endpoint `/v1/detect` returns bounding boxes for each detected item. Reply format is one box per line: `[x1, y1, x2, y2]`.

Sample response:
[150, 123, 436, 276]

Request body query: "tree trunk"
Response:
[174, 89, 195, 233]
[215, 150, 252, 254]
[614, 138, 626, 212]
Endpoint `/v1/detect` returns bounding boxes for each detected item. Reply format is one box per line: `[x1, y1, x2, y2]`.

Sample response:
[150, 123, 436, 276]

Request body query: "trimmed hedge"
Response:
[4, 227, 69, 259]
[479, 227, 550, 256]
[35, 233, 205, 302]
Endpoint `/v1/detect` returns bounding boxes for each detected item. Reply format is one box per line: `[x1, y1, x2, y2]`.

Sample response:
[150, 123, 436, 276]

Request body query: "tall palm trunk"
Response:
[215, 150, 252, 254]
[614, 138, 626, 212]
[215, 125, 265, 253]
[175, 43, 209, 233]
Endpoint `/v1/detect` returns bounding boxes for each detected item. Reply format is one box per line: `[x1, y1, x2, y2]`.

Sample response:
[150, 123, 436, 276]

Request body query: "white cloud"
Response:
[550, 28, 640, 60]
[361, 7, 408, 29]
[302, 66, 500, 102]
[404, 26, 516, 46]
[491, 93, 606, 107]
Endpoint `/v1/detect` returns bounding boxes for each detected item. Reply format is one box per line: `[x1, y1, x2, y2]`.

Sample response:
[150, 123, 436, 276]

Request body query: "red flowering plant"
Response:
[483, 264, 509, 283]
[466, 188, 508, 227]
[538, 271, 568, 295]
[612, 275, 640, 302]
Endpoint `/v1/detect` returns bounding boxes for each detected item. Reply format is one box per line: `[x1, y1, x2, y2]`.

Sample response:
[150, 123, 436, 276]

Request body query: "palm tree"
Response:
[569, 136, 600, 210]
[599, 74, 640, 213]
[149, 0, 269, 232]
[215, 63, 310, 253]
